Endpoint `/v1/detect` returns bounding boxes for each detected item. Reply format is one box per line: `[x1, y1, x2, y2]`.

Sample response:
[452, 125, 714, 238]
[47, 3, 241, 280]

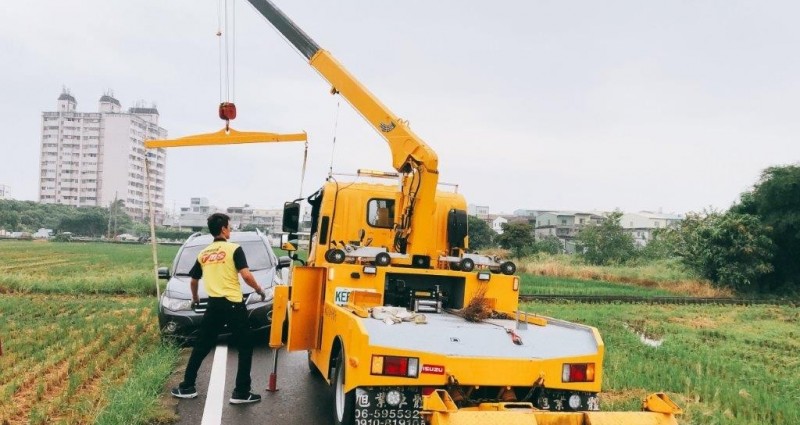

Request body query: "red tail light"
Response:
[371, 355, 419, 378]
[421, 387, 436, 396]
[384, 356, 409, 377]
[562, 363, 595, 382]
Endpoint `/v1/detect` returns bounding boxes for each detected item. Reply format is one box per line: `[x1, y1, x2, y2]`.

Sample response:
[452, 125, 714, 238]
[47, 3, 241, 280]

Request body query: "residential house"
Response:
[534, 211, 606, 253]
[620, 211, 683, 247]
[489, 215, 508, 234]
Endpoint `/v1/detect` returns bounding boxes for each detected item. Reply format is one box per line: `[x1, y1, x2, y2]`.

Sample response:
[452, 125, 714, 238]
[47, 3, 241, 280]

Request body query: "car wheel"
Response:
[332, 353, 355, 425]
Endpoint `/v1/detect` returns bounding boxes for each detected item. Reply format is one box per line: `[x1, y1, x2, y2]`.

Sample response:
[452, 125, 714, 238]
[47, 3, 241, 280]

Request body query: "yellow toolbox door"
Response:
[286, 266, 326, 351]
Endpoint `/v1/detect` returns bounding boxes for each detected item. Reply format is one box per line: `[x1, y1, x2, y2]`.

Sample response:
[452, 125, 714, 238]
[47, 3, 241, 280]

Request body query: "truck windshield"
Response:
[175, 241, 273, 275]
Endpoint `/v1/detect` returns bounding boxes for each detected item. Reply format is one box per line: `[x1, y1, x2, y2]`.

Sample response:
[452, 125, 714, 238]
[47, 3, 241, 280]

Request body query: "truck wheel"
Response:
[332, 354, 355, 425]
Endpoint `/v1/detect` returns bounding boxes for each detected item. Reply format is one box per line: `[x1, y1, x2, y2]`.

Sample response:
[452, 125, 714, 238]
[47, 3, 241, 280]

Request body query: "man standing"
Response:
[172, 213, 266, 404]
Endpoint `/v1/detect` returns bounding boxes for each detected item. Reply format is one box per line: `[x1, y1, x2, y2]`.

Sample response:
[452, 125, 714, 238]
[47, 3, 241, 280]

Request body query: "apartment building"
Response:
[39, 90, 167, 220]
[0, 184, 10, 200]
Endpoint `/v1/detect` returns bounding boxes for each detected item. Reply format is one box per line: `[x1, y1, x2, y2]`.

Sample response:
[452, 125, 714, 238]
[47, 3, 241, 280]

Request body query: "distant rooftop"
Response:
[129, 107, 159, 115]
[58, 92, 76, 103]
[99, 94, 121, 106]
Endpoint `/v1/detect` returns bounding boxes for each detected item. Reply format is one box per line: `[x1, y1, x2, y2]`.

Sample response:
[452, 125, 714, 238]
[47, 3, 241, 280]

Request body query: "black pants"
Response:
[181, 297, 253, 394]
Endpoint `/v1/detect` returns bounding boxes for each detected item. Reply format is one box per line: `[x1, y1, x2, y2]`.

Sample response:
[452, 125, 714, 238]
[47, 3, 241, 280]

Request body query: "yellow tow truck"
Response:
[239, 1, 683, 424]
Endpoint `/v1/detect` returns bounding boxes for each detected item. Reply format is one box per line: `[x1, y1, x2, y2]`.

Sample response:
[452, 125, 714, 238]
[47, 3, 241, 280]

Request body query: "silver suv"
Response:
[157, 231, 290, 343]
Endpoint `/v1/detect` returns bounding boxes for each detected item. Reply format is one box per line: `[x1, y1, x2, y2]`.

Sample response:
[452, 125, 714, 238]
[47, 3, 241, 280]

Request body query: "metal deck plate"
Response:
[362, 312, 598, 359]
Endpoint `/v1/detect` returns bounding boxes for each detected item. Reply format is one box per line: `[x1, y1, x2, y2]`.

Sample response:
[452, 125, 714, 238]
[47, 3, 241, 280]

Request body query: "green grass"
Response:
[520, 274, 675, 297]
[0, 294, 179, 424]
[518, 254, 729, 297]
[95, 344, 180, 425]
[0, 240, 179, 295]
[522, 302, 800, 424]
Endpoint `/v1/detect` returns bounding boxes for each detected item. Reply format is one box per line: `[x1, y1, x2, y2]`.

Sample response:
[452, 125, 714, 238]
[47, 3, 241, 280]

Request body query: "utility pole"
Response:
[144, 153, 160, 299]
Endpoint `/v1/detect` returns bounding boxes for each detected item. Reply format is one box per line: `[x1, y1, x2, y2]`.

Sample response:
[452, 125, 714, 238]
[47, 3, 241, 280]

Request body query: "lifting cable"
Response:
[328, 99, 341, 179]
[216, 0, 309, 201]
[217, 0, 237, 131]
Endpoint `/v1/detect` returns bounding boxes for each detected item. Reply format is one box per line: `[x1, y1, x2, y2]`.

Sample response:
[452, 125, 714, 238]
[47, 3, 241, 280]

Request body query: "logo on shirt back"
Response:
[200, 251, 227, 264]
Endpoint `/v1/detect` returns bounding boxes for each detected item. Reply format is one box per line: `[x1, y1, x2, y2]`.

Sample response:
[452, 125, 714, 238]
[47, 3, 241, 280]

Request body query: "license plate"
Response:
[354, 387, 425, 425]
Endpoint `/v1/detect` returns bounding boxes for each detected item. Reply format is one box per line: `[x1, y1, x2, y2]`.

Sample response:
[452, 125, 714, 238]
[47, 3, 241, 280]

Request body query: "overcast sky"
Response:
[1, 1, 798, 215]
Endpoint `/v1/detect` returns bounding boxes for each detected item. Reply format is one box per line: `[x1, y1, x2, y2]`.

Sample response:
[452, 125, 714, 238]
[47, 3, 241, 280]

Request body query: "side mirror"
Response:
[447, 209, 468, 250]
[282, 201, 300, 233]
[277, 256, 292, 270]
[157, 267, 170, 280]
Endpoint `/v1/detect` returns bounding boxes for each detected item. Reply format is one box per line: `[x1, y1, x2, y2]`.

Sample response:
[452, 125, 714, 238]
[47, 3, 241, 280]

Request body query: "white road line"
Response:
[201, 344, 228, 425]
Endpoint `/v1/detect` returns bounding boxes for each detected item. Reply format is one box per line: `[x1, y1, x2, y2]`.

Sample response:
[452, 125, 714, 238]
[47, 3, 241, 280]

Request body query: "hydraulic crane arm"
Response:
[246, 0, 440, 256]
[247, 0, 438, 174]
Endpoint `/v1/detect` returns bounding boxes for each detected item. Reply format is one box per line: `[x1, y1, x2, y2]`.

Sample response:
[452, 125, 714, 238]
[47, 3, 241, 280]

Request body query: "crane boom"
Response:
[246, 0, 439, 256]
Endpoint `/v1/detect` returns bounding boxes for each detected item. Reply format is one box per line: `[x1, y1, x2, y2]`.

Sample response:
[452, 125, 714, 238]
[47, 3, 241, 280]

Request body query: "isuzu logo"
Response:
[421, 364, 445, 375]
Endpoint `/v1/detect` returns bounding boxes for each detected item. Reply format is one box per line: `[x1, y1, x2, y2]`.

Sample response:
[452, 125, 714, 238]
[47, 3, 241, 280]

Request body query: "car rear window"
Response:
[175, 241, 273, 275]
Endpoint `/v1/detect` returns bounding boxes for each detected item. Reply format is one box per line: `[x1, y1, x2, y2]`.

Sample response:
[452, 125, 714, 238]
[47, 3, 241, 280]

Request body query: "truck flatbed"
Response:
[362, 311, 599, 359]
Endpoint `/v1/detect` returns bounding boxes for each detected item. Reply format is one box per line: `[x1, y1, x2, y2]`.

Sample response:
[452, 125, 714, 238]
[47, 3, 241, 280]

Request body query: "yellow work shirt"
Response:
[196, 240, 244, 302]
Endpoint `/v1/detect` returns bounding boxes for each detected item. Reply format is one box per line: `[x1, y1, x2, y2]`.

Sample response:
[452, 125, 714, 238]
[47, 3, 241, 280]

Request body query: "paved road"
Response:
[174, 343, 333, 425]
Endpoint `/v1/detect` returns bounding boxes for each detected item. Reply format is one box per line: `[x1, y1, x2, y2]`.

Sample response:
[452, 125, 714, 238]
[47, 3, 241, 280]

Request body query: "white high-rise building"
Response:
[39, 90, 168, 220]
[0, 184, 10, 200]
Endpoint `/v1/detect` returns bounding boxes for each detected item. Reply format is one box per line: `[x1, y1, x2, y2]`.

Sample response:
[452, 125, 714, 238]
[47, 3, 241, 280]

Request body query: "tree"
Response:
[58, 208, 109, 237]
[0, 210, 19, 230]
[674, 211, 774, 291]
[638, 228, 679, 261]
[496, 221, 535, 258]
[467, 216, 494, 250]
[576, 212, 636, 265]
[732, 165, 800, 292]
[240, 224, 264, 233]
[532, 235, 562, 255]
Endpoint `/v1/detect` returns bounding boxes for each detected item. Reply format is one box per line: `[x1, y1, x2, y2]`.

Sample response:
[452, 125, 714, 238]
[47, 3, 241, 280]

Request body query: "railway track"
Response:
[519, 294, 800, 306]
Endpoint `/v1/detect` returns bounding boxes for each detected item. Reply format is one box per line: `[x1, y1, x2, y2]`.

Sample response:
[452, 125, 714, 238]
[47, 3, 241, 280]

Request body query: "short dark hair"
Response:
[207, 213, 230, 236]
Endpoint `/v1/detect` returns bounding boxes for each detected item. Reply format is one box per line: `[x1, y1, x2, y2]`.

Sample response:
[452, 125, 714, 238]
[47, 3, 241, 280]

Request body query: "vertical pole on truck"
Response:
[266, 349, 279, 392]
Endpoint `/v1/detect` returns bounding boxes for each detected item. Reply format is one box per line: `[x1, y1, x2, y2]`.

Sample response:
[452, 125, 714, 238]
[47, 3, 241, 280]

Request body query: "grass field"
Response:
[0, 240, 179, 295]
[520, 274, 676, 297]
[0, 294, 178, 425]
[523, 302, 800, 424]
[518, 254, 731, 297]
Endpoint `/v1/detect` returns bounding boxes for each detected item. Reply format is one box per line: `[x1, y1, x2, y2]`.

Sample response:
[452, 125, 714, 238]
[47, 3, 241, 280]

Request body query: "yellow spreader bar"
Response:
[144, 127, 306, 149]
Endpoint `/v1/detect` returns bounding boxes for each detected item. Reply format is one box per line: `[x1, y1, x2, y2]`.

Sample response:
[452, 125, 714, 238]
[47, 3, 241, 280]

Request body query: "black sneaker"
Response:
[230, 392, 262, 404]
[171, 385, 198, 399]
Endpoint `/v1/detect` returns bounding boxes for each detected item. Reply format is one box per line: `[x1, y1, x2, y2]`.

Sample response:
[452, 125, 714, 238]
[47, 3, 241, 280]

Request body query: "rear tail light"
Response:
[421, 387, 436, 396]
[371, 355, 419, 378]
[562, 363, 595, 382]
